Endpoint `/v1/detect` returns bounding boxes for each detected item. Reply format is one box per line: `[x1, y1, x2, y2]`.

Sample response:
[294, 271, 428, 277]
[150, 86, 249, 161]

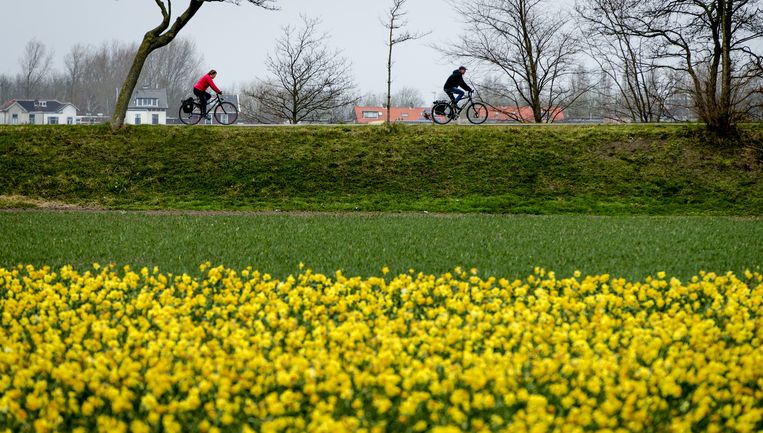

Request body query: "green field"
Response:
[2, 211, 760, 280]
[1, 123, 761, 214]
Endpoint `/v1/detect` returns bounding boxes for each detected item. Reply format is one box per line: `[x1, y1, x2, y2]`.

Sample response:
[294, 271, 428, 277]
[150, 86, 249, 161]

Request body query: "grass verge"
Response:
[1, 123, 761, 214]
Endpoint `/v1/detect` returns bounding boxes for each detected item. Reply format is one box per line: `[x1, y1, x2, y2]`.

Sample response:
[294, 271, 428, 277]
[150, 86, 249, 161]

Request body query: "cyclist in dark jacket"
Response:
[443, 66, 472, 107]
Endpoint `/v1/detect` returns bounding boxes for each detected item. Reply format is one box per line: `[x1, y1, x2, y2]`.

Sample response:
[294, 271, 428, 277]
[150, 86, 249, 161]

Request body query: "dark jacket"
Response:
[443, 70, 472, 92]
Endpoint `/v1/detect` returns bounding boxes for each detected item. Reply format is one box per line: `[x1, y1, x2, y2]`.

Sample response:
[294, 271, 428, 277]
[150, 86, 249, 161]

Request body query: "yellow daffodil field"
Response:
[1, 263, 762, 433]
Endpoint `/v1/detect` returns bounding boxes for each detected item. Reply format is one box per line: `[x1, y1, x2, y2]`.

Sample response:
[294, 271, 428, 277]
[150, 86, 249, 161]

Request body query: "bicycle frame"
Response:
[451, 82, 483, 110]
[431, 84, 488, 125]
[180, 92, 238, 125]
[196, 94, 224, 112]
[452, 93, 476, 112]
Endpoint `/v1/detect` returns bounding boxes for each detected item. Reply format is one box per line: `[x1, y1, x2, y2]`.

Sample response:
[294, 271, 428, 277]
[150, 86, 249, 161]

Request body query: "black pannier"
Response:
[433, 100, 449, 115]
[181, 98, 195, 113]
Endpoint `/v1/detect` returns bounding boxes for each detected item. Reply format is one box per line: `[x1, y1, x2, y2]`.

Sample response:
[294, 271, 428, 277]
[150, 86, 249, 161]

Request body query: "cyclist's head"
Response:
[209, 69, 217, 77]
[458, 66, 467, 74]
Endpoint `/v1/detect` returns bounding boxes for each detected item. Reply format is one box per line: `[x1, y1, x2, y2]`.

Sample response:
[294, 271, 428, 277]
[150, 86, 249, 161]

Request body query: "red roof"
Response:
[353, 105, 564, 123]
[0, 99, 17, 111]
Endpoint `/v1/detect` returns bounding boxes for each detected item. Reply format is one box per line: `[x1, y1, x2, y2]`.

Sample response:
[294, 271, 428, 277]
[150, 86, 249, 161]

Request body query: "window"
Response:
[47, 116, 58, 125]
[34, 101, 47, 108]
[11, 114, 18, 125]
[67, 117, 74, 125]
[135, 114, 142, 125]
[362, 111, 380, 119]
[136, 98, 159, 107]
[152, 114, 159, 125]
[29, 114, 36, 124]
[401, 113, 409, 118]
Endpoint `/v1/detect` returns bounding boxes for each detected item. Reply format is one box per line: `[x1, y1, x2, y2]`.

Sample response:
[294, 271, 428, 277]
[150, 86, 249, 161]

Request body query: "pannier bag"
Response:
[433, 100, 449, 115]
[181, 98, 195, 113]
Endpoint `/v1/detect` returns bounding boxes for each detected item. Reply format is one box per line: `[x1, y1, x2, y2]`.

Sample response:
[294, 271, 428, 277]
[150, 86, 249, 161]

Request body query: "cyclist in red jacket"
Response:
[193, 69, 222, 116]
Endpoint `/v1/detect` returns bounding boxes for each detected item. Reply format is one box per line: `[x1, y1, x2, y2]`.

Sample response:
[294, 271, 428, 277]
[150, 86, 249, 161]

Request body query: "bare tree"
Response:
[443, 0, 582, 123]
[237, 85, 262, 123]
[0, 74, 14, 104]
[78, 41, 138, 115]
[563, 65, 597, 121]
[614, 0, 763, 137]
[577, 0, 684, 122]
[64, 44, 89, 106]
[383, 0, 429, 124]
[111, 0, 277, 131]
[18, 39, 54, 99]
[392, 86, 424, 107]
[247, 16, 358, 124]
[360, 92, 385, 107]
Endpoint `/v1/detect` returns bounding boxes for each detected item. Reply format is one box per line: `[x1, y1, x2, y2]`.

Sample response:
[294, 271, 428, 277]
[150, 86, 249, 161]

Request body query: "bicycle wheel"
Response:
[178, 103, 202, 125]
[214, 102, 239, 125]
[431, 102, 454, 124]
[466, 102, 489, 124]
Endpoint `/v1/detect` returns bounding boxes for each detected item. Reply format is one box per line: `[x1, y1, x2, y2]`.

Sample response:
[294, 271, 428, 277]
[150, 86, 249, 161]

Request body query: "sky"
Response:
[3, 0, 477, 101]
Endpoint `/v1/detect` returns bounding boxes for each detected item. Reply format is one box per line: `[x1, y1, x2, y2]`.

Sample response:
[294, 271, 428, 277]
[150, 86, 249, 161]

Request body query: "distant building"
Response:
[354, 106, 430, 124]
[77, 114, 110, 125]
[354, 104, 564, 124]
[0, 99, 78, 125]
[125, 87, 168, 125]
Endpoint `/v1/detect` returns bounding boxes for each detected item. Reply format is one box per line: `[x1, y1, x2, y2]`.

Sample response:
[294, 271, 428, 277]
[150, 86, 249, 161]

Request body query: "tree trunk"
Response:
[386, 26, 394, 125]
[111, 39, 154, 130]
[717, 0, 734, 137]
[292, 86, 298, 124]
[110, 0, 204, 131]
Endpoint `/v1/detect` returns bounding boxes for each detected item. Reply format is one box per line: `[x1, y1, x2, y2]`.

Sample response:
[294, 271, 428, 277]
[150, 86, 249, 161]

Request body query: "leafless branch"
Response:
[247, 15, 358, 124]
[383, 0, 431, 124]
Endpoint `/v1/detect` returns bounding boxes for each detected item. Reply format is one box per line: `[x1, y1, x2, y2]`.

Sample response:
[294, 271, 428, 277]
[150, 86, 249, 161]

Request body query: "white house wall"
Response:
[0, 104, 78, 125]
[43, 106, 78, 125]
[125, 109, 167, 125]
[0, 105, 27, 124]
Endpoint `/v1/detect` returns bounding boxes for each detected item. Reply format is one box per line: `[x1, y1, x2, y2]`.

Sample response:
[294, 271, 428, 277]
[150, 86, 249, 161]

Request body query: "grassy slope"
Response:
[1, 123, 761, 214]
[1, 211, 760, 279]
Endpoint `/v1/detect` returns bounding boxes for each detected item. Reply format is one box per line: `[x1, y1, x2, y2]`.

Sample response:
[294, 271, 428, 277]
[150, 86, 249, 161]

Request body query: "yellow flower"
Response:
[1, 265, 760, 433]
[130, 420, 150, 433]
[431, 427, 462, 433]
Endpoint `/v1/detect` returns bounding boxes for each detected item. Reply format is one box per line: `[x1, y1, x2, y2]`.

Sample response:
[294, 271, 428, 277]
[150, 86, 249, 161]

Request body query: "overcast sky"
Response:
[3, 0, 574, 100]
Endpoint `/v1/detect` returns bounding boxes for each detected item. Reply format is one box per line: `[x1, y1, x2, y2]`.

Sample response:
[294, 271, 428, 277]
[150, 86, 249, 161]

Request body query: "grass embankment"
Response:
[1, 123, 761, 214]
[1, 211, 760, 279]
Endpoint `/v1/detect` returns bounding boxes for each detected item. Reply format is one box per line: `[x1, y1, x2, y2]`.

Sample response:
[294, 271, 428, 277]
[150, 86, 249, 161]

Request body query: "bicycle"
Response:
[179, 93, 239, 125]
[431, 90, 489, 125]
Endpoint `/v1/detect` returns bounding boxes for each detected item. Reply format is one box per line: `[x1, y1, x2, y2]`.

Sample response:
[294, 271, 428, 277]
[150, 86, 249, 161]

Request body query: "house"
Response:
[354, 106, 430, 124]
[125, 87, 168, 125]
[354, 104, 564, 124]
[482, 106, 564, 123]
[0, 99, 78, 125]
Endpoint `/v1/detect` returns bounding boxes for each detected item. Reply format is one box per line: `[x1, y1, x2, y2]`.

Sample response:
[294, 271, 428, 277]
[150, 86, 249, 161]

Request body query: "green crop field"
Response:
[1, 210, 760, 280]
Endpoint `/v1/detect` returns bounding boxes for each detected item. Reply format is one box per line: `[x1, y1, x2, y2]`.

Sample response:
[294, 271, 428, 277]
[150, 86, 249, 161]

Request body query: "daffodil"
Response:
[0, 265, 760, 432]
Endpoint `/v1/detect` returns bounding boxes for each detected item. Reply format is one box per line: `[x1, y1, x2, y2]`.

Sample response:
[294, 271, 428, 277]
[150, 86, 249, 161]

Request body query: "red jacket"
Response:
[194, 74, 221, 94]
